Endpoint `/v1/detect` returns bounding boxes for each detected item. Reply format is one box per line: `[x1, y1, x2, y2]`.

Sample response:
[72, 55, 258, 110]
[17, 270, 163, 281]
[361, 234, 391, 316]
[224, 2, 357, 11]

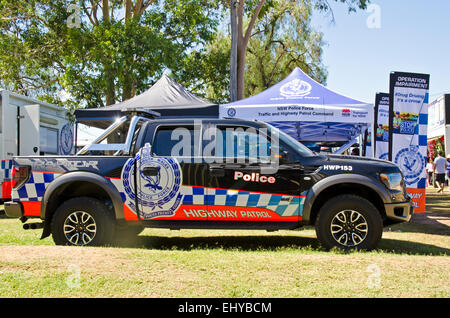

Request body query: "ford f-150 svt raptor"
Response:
[4, 110, 413, 250]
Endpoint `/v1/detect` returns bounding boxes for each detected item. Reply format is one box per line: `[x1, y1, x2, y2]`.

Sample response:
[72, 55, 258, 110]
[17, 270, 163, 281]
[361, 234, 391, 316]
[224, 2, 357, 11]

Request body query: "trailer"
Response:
[0, 90, 73, 201]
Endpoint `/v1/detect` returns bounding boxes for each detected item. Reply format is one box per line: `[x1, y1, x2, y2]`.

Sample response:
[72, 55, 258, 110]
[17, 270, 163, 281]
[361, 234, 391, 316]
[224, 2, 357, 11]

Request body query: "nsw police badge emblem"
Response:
[394, 145, 425, 186]
[279, 79, 312, 98]
[121, 144, 183, 219]
[59, 124, 74, 155]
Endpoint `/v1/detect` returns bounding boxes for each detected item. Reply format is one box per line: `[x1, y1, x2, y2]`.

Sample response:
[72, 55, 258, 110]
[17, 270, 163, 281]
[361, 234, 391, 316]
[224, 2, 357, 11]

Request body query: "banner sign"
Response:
[389, 72, 430, 212]
[220, 104, 371, 124]
[374, 93, 390, 160]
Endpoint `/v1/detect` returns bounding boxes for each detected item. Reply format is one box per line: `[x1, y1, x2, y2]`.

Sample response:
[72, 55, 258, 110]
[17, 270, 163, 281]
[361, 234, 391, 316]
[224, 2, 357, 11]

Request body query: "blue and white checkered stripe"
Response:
[12, 172, 58, 202]
[180, 186, 305, 217]
[1, 160, 13, 179]
[417, 111, 428, 188]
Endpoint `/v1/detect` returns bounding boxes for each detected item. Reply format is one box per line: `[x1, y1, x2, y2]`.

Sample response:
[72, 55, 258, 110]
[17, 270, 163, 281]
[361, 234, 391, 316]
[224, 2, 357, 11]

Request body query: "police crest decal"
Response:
[59, 124, 74, 155]
[121, 144, 183, 219]
[394, 145, 426, 186]
[279, 79, 312, 98]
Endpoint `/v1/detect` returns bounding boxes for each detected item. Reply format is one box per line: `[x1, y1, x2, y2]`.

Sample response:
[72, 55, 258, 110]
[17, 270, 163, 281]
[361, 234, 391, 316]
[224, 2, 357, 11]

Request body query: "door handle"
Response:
[142, 166, 159, 176]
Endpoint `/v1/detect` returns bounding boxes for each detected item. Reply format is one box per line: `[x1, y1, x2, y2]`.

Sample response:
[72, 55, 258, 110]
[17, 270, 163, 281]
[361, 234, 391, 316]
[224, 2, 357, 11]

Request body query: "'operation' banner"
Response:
[389, 72, 430, 213]
[374, 93, 390, 160]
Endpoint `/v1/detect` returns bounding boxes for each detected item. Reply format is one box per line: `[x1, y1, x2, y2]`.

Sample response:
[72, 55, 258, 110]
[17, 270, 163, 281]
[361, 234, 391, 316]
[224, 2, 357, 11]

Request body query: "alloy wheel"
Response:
[330, 210, 368, 247]
[63, 211, 97, 246]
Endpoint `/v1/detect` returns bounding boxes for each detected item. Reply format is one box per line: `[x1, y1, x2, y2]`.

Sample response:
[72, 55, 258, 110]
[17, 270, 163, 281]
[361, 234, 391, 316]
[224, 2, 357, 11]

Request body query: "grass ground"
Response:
[0, 189, 448, 298]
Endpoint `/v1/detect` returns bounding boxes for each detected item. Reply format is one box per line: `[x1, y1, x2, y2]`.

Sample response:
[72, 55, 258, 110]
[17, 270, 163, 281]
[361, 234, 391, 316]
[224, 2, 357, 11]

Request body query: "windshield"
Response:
[77, 116, 148, 156]
[266, 123, 314, 157]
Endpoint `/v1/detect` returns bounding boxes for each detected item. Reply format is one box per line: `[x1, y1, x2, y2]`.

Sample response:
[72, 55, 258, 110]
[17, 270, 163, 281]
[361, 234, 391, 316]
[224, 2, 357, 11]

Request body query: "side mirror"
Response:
[143, 142, 153, 155]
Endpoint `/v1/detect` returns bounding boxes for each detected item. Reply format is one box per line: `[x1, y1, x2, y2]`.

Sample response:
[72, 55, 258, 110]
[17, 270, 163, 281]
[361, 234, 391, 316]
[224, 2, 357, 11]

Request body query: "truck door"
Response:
[204, 124, 304, 224]
[19, 104, 40, 155]
[136, 122, 209, 221]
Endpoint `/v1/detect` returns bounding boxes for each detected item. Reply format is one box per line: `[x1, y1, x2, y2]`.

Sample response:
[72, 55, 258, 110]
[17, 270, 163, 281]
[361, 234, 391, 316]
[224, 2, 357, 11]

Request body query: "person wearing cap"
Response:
[433, 151, 448, 193]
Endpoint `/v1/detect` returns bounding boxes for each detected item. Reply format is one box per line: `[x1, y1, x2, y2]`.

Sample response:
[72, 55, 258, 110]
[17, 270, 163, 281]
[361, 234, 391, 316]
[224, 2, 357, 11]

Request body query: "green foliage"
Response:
[245, 0, 327, 96]
[0, 0, 219, 110]
[0, 0, 369, 109]
[434, 138, 445, 157]
[180, 0, 327, 103]
[313, 0, 369, 13]
[174, 33, 231, 104]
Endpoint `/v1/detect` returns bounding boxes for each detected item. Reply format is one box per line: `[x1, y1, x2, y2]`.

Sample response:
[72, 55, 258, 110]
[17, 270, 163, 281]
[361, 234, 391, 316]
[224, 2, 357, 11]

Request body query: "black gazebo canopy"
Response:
[74, 75, 218, 128]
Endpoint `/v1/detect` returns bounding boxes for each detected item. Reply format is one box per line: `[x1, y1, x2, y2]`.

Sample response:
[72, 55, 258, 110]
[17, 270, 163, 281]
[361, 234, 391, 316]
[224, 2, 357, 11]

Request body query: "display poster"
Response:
[374, 93, 390, 160]
[389, 72, 430, 212]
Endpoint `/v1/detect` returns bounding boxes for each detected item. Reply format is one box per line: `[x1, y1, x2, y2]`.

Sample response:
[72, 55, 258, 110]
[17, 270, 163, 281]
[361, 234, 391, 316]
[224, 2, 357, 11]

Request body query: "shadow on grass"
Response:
[377, 238, 449, 256]
[116, 235, 320, 252]
[388, 213, 450, 236]
[115, 234, 450, 256]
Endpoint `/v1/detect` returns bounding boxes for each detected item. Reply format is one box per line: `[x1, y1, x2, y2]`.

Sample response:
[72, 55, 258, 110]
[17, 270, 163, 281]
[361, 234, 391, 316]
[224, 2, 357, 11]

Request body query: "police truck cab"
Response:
[4, 110, 413, 250]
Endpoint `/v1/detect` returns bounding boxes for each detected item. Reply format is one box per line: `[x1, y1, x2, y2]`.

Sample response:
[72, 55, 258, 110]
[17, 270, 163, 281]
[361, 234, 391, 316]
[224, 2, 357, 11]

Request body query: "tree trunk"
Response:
[125, 0, 132, 20]
[229, 0, 238, 102]
[236, 44, 246, 100]
[105, 68, 116, 105]
[102, 0, 109, 23]
[234, 0, 266, 100]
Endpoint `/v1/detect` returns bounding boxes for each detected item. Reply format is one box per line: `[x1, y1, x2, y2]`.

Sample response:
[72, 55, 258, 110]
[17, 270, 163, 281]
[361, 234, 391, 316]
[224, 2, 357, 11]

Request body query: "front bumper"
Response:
[4, 201, 23, 218]
[384, 199, 414, 222]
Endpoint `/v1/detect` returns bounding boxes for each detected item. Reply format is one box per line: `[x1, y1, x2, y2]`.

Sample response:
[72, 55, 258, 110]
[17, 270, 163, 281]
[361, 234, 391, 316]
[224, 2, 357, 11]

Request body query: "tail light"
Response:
[11, 166, 30, 189]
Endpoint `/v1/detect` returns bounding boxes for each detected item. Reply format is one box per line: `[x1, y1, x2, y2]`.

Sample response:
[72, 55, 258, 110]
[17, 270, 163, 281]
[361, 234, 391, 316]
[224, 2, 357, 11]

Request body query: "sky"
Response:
[310, 0, 450, 103]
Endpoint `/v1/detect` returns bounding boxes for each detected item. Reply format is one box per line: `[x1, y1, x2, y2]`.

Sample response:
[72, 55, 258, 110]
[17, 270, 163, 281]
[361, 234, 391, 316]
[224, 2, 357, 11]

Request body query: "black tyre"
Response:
[51, 197, 116, 246]
[315, 195, 383, 251]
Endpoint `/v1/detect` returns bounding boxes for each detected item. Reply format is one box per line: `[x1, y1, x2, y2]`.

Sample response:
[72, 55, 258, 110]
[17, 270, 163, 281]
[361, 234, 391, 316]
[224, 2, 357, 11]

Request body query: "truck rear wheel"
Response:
[315, 195, 383, 251]
[51, 197, 115, 246]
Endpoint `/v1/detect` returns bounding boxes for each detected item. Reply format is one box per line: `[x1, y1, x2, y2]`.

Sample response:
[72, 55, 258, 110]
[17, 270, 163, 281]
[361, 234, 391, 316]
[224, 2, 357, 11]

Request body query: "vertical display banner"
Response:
[374, 93, 390, 160]
[389, 72, 430, 212]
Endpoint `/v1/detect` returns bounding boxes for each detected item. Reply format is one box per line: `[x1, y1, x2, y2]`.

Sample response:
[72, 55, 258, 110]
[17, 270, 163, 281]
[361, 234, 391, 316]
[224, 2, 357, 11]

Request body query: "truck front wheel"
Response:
[315, 195, 383, 251]
[51, 197, 116, 246]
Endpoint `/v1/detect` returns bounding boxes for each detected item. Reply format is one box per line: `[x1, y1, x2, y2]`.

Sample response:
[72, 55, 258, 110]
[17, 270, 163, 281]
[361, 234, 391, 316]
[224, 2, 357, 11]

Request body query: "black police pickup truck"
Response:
[4, 110, 413, 250]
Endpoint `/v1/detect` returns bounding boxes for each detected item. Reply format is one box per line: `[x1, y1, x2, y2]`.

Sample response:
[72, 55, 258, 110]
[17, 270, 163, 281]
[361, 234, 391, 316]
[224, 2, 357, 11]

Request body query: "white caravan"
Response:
[0, 90, 73, 201]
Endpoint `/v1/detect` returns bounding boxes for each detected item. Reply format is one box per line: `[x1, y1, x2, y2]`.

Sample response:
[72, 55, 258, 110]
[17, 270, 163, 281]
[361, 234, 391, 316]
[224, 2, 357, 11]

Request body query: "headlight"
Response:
[379, 172, 403, 191]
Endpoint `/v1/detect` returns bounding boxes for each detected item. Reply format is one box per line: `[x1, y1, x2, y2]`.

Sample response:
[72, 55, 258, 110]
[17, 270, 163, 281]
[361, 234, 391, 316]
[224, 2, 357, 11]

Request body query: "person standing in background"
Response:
[426, 158, 434, 186]
[446, 155, 450, 186]
[433, 151, 448, 193]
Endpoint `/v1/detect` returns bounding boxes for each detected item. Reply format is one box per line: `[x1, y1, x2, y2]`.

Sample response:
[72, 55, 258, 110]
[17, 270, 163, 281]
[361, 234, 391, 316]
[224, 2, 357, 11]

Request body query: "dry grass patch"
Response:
[0, 188, 448, 297]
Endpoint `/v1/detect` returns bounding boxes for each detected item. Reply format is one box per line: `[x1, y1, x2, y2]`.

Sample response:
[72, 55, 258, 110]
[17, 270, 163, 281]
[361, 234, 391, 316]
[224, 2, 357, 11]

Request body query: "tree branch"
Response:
[243, 0, 266, 47]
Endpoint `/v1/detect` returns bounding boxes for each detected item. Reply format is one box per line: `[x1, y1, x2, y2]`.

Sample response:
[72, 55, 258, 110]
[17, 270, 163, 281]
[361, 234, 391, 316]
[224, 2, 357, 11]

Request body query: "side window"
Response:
[210, 125, 271, 161]
[205, 125, 300, 164]
[152, 125, 198, 158]
[129, 120, 145, 154]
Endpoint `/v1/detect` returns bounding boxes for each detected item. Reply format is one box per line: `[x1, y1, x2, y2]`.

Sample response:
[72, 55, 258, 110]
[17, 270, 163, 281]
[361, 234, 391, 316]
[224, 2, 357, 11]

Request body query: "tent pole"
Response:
[74, 121, 78, 153]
